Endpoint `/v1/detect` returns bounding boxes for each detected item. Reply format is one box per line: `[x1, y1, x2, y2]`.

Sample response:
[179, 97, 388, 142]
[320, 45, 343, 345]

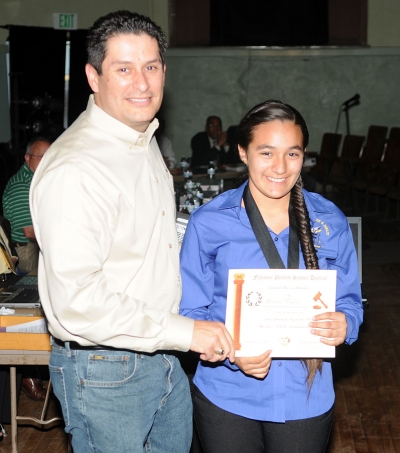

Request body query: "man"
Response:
[2, 137, 50, 274]
[2, 137, 50, 402]
[191, 116, 235, 168]
[30, 11, 234, 453]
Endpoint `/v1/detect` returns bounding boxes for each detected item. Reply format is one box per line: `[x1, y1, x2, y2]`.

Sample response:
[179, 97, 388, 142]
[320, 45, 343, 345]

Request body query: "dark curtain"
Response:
[8, 25, 67, 153]
[3, 26, 90, 206]
[210, 0, 329, 46]
[68, 29, 92, 125]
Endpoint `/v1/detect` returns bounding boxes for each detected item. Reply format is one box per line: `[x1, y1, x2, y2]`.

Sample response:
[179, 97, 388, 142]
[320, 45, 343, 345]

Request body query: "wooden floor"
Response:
[0, 390, 69, 453]
[1, 196, 400, 452]
[327, 261, 400, 452]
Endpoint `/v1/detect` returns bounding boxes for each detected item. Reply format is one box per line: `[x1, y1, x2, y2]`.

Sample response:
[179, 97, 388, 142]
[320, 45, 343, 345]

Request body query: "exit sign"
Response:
[53, 13, 78, 30]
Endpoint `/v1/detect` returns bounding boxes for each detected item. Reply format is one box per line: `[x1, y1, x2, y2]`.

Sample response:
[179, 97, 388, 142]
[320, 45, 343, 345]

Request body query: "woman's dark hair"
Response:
[86, 10, 167, 75]
[237, 99, 309, 150]
[238, 100, 322, 387]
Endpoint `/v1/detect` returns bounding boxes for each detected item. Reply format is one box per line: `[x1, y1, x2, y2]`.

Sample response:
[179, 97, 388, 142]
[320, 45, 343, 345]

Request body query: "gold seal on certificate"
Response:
[225, 269, 337, 358]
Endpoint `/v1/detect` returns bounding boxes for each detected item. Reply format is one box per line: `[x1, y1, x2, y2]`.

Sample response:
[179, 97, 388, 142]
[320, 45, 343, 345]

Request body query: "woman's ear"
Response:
[238, 145, 247, 165]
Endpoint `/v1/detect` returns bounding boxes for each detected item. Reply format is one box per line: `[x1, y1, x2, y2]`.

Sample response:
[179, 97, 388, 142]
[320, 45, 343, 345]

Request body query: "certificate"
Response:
[225, 269, 337, 358]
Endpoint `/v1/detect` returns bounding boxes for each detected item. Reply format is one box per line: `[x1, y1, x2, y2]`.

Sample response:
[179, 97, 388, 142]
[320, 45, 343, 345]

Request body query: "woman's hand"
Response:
[234, 350, 272, 379]
[309, 312, 348, 346]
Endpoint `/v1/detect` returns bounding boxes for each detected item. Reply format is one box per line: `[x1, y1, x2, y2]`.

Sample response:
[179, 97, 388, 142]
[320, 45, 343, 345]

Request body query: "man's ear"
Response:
[238, 145, 247, 165]
[85, 64, 100, 93]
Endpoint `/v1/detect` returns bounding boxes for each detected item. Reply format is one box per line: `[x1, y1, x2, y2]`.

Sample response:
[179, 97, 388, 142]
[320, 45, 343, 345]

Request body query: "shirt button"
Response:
[139, 133, 144, 138]
[169, 244, 172, 248]
[162, 211, 165, 216]
[156, 178, 158, 183]
[129, 145, 133, 149]
[278, 362, 282, 366]
[274, 237, 278, 241]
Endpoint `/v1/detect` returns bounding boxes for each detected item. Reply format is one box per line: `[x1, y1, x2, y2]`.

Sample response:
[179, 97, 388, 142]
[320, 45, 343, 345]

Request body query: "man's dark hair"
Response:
[86, 10, 167, 75]
[205, 116, 222, 127]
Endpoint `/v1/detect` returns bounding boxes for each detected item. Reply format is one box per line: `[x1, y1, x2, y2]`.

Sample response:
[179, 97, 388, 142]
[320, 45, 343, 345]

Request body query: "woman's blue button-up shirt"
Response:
[180, 181, 363, 422]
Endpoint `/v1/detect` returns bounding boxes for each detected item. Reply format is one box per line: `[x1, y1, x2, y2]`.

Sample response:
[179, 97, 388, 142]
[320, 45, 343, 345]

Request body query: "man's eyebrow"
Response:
[255, 144, 303, 151]
[111, 58, 161, 66]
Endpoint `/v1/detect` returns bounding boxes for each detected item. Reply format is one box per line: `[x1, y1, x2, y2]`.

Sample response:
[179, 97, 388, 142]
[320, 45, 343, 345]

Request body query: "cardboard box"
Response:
[0, 310, 51, 351]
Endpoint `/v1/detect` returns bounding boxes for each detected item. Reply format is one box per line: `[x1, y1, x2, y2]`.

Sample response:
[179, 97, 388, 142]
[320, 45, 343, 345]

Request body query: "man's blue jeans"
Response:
[49, 341, 192, 453]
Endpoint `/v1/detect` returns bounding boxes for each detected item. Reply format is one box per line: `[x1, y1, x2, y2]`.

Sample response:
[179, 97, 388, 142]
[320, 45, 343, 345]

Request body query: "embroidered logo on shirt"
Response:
[311, 218, 330, 249]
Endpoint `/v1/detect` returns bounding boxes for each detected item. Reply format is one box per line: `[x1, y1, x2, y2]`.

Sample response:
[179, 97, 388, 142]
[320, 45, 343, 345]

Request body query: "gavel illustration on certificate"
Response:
[313, 291, 328, 309]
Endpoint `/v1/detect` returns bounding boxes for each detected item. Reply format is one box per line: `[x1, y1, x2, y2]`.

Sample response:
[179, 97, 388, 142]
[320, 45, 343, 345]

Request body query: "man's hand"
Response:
[217, 131, 228, 147]
[309, 312, 348, 346]
[22, 225, 36, 241]
[235, 350, 272, 379]
[190, 320, 235, 363]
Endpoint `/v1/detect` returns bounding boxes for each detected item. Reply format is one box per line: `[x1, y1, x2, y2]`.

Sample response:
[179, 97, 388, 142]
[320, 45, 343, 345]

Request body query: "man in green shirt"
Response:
[1, 137, 50, 402]
[2, 137, 50, 273]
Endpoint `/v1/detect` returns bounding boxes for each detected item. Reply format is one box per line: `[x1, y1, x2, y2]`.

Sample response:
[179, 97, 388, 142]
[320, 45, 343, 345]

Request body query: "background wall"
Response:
[0, 0, 169, 44]
[0, 0, 400, 162]
[368, 0, 400, 46]
[1, 0, 400, 47]
[162, 47, 400, 159]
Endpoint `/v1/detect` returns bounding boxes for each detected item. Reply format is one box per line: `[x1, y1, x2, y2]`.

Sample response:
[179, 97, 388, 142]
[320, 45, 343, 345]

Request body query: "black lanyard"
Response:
[243, 184, 300, 269]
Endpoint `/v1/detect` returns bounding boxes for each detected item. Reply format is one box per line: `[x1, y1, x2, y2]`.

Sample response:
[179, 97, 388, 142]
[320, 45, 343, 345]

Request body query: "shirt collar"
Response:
[22, 162, 34, 177]
[85, 94, 159, 148]
[303, 190, 333, 220]
[208, 135, 216, 148]
[219, 180, 248, 210]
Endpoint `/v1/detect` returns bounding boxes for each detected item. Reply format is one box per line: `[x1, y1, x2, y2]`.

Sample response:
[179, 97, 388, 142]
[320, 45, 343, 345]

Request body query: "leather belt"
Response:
[52, 338, 167, 356]
[53, 337, 119, 351]
[13, 242, 29, 247]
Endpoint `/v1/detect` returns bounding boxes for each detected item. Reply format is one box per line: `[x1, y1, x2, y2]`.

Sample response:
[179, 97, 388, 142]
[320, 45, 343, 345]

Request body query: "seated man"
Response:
[1, 137, 50, 402]
[191, 116, 235, 169]
[2, 137, 50, 274]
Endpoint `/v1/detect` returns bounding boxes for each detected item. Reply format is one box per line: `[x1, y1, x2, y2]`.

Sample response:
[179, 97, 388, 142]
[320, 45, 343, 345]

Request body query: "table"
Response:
[0, 349, 63, 453]
[173, 170, 245, 184]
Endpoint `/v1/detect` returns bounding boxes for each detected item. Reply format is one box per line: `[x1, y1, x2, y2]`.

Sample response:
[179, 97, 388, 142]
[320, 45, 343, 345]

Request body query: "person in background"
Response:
[30, 11, 234, 453]
[191, 115, 233, 168]
[180, 100, 363, 453]
[155, 117, 177, 170]
[1, 137, 50, 402]
[2, 137, 50, 274]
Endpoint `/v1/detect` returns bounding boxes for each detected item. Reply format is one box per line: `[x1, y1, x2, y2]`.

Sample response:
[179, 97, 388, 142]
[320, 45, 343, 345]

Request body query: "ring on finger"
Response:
[215, 348, 224, 355]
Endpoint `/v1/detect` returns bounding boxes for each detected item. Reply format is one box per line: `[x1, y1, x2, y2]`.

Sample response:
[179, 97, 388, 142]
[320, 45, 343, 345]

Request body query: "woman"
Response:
[179, 100, 363, 453]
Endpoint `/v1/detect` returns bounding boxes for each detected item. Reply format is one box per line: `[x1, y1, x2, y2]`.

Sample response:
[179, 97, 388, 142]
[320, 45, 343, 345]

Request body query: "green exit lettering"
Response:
[59, 14, 74, 28]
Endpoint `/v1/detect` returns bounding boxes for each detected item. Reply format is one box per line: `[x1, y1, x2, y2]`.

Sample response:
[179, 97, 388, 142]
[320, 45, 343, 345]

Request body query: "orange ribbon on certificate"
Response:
[233, 273, 245, 350]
